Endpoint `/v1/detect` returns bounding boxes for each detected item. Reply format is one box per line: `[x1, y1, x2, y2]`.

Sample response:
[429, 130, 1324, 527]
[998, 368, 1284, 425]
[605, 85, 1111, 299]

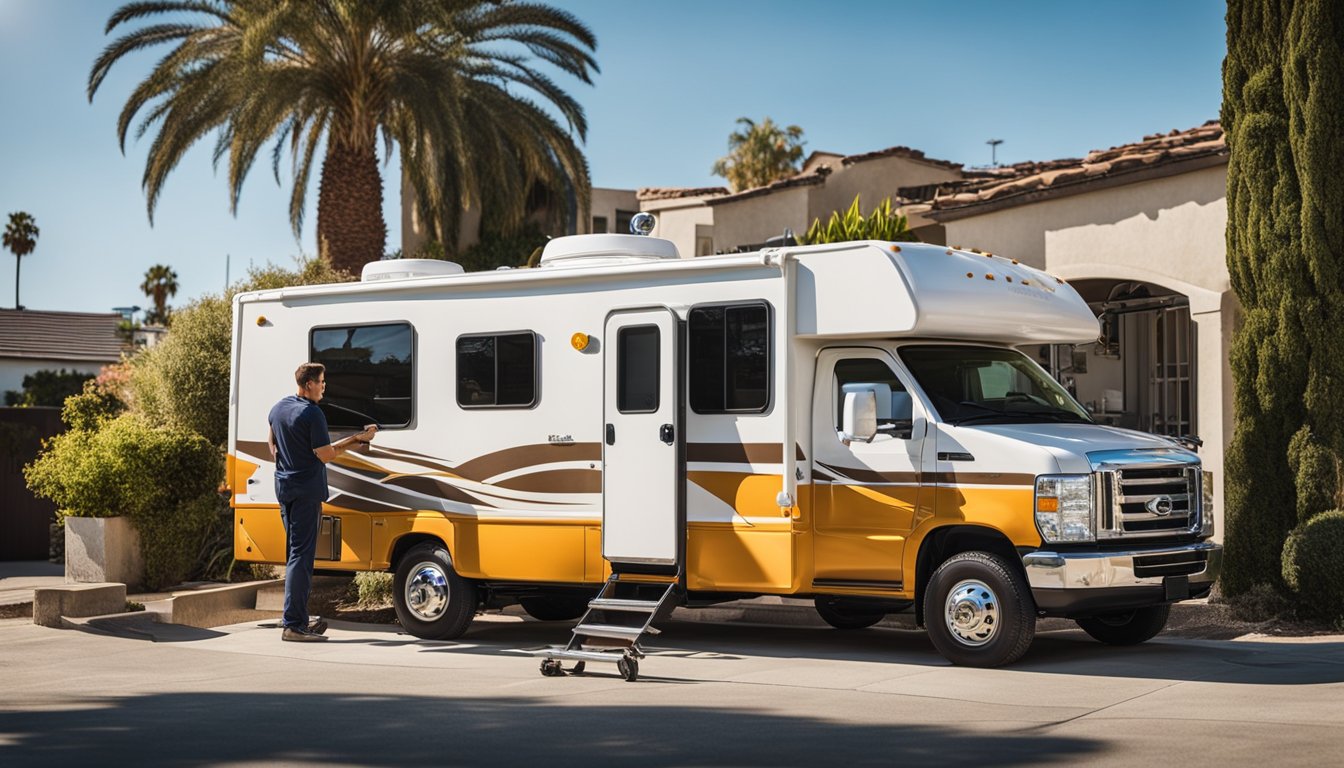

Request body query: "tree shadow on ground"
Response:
[0, 691, 1103, 767]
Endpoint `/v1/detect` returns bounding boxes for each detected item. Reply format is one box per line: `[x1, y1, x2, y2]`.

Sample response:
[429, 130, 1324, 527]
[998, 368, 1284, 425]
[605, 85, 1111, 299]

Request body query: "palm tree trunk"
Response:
[317, 142, 388, 275]
[14, 255, 20, 310]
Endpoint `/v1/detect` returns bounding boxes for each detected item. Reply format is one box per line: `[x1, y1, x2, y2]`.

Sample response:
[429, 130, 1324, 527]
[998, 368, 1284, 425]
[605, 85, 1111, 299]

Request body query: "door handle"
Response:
[659, 423, 675, 444]
[606, 423, 615, 445]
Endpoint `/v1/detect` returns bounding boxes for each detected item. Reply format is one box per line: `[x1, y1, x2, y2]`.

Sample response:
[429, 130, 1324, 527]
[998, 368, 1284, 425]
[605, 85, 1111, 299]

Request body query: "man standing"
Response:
[268, 362, 378, 642]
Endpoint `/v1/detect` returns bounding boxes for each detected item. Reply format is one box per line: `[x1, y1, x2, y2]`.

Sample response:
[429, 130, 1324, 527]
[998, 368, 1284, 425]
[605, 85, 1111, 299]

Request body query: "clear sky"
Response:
[0, 0, 1226, 316]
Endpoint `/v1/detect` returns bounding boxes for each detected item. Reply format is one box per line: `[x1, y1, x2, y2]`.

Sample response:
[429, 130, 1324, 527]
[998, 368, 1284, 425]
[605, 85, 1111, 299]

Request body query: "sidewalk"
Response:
[0, 561, 64, 607]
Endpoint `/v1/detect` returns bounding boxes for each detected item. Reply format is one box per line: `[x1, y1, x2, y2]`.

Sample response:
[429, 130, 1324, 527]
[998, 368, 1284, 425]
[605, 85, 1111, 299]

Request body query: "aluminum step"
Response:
[588, 598, 661, 612]
[573, 623, 660, 640]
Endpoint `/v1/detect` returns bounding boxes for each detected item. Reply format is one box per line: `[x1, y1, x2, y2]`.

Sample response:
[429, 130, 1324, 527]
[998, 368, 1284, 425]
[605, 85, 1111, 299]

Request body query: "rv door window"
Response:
[310, 322, 414, 428]
[689, 302, 771, 413]
[616, 324, 660, 413]
[456, 331, 538, 408]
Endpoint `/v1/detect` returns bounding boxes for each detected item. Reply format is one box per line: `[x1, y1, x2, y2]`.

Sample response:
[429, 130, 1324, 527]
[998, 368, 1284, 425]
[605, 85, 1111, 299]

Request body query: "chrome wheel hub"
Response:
[406, 563, 449, 621]
[945, 579, 999, 647]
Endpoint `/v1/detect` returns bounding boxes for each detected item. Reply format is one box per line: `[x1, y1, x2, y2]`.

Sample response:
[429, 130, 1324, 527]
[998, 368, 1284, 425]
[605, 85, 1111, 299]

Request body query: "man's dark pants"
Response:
[280, 496, 322, 629]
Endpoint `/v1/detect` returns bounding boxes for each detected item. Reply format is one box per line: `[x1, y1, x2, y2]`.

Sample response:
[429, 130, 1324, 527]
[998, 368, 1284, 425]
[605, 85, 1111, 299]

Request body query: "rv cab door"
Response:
[601, 307, 684, 574]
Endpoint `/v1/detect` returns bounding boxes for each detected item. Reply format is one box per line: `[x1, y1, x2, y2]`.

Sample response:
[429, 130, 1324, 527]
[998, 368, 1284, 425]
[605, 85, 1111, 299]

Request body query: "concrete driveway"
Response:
[1, 612, 1341, 766]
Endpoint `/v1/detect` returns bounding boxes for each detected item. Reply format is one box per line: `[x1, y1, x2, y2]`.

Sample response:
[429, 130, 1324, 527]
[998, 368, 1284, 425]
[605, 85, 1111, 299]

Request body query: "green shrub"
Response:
[1223, 581, 1290, 623]
[1281, 510, 1344, 622]
[1288, 426, 1337, 524]
[351, 571, 393, 608]
[62, 370, 129, 432]
[457, 224, 548, 272]
[25, 414, 223, 589]
[798, 195, 918, 245]
[4, 368, 96, 407]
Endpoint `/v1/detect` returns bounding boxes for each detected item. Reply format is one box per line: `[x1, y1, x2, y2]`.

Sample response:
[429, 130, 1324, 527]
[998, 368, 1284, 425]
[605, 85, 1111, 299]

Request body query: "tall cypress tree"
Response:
[1221, 0, 1344, 595]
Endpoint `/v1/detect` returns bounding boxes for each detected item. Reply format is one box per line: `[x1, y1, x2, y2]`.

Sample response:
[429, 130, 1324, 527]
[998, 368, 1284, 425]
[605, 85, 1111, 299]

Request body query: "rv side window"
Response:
[457, 332, 538, 408]
[310, 322, 414, 429]
[617, 325, 660, 413]
[689, 303, 771, 413]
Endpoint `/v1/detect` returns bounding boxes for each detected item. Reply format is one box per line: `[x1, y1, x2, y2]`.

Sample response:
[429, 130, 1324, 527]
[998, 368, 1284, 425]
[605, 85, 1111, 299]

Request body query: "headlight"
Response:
[1035, 474, 1094, 543]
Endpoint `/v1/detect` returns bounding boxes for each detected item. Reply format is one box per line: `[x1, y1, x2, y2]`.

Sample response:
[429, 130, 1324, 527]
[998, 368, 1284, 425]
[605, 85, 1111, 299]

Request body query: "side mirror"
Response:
[840, 390, 878, 445]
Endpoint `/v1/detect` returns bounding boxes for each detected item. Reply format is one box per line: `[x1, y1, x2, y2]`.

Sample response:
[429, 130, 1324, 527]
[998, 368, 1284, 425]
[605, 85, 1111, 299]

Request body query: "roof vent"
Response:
[361, 259, 465, 282]
[539, 234, 681, 268]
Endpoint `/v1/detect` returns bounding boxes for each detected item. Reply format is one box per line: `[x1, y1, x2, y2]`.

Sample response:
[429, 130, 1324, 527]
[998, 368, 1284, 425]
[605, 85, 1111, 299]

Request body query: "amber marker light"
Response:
[571, 332, 590, 351]
[1037, 496, 1060, 512]
[985, 274, 995, 280]
[889, 245, 901, 253]
[256, 316, 267, 326]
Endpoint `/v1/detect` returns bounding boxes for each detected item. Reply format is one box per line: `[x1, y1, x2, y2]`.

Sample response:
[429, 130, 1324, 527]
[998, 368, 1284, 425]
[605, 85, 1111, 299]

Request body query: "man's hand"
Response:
[357, 424, 379, 443]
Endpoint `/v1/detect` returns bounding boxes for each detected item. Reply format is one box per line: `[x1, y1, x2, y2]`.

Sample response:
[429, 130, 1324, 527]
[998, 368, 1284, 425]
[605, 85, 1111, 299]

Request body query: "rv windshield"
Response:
[898, 345, 1093, 426]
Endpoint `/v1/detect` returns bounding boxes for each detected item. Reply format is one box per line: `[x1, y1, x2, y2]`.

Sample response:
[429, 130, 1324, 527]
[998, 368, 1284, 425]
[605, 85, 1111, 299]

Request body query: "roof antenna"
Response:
[986, 138, 1004, 167]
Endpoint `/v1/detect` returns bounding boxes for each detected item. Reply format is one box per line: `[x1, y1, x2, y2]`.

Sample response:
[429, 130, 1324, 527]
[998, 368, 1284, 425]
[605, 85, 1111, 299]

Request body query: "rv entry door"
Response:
[602, 307, 684, 573]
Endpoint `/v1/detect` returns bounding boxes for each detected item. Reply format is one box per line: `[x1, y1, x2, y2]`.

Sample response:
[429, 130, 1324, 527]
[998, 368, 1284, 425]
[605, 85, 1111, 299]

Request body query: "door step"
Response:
[528, 573, 679, 682]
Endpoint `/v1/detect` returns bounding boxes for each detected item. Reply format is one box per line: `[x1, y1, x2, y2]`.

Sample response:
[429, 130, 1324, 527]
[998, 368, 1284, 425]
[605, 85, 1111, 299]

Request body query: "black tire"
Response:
[923, 551, 1036, 667]
[393, 542, 478, 640]
[814, 596, 885, 630]
[617, 656, 639, 682]
[519, 595, 590, 622]
[1076, 604, 1171, 646]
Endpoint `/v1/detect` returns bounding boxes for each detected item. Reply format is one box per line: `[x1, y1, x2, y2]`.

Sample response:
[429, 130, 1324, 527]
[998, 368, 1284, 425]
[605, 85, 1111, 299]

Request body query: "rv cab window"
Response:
[833, 357, 912, 439]
[310, 322, 414, 428]
[456, 332, 538, 408]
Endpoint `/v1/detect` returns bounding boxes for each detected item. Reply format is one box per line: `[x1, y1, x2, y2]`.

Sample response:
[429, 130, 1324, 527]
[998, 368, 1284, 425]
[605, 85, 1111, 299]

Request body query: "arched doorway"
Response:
[1031, 278, 1196, 438]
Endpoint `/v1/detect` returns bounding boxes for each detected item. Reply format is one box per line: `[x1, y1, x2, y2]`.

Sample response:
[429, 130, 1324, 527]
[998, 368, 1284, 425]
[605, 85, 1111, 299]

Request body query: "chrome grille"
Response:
[1100, 464, 1201, 538]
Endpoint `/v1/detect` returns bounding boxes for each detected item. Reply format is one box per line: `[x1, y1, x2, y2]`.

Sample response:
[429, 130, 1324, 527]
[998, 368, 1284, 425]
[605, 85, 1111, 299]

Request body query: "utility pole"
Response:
[987, 138, 1004, 167]
[225, 253, 230, 292]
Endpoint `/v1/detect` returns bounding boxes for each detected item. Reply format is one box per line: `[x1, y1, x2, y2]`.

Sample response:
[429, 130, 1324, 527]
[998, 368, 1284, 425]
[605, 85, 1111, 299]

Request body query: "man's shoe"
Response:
[282, 625, 329, 642]
[307, 618, 328, 635]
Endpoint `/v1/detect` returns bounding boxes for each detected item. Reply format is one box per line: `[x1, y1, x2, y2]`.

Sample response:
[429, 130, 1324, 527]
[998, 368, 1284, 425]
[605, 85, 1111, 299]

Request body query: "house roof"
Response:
[929, 121, 1226, 220]
[840, 145, 963, 171]
[0, 309, 126, 363]
[704, 172, 828, 206]
[636, 186, 729, 201]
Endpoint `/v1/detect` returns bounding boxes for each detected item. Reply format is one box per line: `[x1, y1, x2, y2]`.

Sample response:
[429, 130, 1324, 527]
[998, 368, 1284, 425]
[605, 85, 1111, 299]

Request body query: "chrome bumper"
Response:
[1023, 541, 1222, 591]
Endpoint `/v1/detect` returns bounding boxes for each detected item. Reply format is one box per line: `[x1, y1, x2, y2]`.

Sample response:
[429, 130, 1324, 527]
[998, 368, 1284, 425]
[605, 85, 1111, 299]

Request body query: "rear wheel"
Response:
[393, 542, 478, 640]
[1076, 604, 1171, 645]
[814, 597, 885, 630]
[519, 595, 589, 622]
[923, 551, 1036, 667]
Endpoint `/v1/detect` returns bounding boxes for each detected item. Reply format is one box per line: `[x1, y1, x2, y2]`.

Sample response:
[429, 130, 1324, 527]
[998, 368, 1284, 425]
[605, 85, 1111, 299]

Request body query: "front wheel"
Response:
[923, 551, 1036, 667]
[393, 542, 478, 640]
[1076, 604, 1171, 645]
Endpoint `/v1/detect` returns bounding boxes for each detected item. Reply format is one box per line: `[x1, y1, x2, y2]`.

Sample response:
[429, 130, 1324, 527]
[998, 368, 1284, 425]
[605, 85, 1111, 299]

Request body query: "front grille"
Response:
[1100, 464, 1201, 538]
[1134, 549, 1208, 578]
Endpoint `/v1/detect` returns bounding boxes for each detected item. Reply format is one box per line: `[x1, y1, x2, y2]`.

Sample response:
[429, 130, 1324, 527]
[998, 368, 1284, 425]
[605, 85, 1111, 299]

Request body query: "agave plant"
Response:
[799, 195, 917, 245]
[88, 0, 597, 272]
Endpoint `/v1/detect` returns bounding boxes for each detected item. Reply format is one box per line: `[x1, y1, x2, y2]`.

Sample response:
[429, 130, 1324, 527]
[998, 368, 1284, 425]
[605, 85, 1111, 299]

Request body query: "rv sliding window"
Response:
[310, 322, 414, 429]
[688, 302, 771, 414]
[456, 332, 538, 408]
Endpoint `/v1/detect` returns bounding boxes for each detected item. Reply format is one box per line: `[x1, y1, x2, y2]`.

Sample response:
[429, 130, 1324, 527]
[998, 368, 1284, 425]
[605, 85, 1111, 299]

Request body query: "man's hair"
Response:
[295, 362, 325, 387]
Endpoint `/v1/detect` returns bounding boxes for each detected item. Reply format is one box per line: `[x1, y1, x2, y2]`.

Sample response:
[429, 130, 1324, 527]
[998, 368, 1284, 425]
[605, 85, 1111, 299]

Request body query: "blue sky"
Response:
[0, 0, 1226, 315]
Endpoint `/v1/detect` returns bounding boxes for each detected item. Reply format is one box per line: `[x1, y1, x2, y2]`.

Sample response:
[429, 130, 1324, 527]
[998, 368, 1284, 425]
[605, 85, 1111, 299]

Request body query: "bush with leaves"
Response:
[457, 224, 548, 272]
[26, 414, 222, 588]
[4, 368, 95, 407]
[798, 196, 917, 245]
[1281, 509, 1344, 625]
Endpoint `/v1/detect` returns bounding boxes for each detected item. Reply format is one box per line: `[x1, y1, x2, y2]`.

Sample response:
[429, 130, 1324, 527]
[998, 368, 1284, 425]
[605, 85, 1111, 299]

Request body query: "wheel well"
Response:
[914, 526, 1026, 625]
[389, 533, 448, 572]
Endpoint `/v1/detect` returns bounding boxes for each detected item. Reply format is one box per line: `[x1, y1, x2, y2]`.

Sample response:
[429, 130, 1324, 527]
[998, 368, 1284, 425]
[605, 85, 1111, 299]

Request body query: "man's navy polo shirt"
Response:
[268, 395, 331, 502]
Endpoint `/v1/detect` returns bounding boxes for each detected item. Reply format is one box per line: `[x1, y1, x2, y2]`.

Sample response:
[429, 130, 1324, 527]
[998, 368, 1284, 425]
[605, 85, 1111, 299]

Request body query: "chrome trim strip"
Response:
[1023, 542, 1222, 591]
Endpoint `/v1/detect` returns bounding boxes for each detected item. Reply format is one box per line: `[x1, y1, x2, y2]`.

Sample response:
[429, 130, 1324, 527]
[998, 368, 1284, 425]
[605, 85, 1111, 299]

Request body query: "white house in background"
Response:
[0, 309, 126, 396]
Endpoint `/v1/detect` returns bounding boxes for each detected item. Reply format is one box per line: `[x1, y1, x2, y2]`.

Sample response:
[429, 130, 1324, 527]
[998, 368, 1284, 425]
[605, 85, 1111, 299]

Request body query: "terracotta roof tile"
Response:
[636, 186, 729, 201]
[705, 172, 828, 206]
[931, 121, 1225, 214]
[0, 309, 127, 363]
[840, 144, 964, 171]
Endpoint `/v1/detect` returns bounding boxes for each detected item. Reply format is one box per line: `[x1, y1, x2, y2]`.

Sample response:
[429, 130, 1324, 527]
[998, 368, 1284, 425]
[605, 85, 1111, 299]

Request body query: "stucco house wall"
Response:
[709, 185, 812, 252]
[809, 156, 962, 223]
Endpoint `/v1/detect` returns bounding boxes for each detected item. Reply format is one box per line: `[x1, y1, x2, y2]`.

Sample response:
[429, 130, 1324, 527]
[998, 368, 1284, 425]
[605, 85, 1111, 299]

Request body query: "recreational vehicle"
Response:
[228, 229, 1221, 668]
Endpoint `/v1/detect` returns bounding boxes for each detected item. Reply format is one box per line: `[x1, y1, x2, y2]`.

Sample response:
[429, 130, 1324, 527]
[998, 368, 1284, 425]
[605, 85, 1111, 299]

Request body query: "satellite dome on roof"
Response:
[539, 234, 681, 268]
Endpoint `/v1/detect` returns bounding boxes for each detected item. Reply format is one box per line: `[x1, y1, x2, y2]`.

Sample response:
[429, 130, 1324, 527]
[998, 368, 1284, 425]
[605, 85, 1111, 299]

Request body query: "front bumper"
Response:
[1022, 541, 1222, 617]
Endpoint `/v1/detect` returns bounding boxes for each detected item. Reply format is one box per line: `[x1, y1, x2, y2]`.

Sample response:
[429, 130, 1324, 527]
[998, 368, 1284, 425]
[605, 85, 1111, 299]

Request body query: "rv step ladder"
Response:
[530, 574, 679, 682]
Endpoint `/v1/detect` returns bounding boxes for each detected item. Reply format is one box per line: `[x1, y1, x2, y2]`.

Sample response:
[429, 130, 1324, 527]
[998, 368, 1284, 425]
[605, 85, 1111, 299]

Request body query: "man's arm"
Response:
[268, 426, 277, 461]
[314, 425, 378, 463]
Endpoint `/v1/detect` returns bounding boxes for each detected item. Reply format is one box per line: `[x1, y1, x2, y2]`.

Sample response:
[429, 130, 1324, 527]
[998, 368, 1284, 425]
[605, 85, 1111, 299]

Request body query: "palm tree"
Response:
[3, 212, 39, 310]
[88, 0, 597, 273]
[711, 117, 806, 192]
[140, 264, 179, 325]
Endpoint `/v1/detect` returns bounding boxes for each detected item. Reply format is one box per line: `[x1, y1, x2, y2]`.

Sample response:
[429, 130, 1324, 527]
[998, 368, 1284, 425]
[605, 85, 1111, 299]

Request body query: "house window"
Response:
[592, 215, 609, 234]
[689, 303, 771, 413]
[615, 209, 637, 236]
[310, 322, 414, 428]
[457, 332, 538, 408]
